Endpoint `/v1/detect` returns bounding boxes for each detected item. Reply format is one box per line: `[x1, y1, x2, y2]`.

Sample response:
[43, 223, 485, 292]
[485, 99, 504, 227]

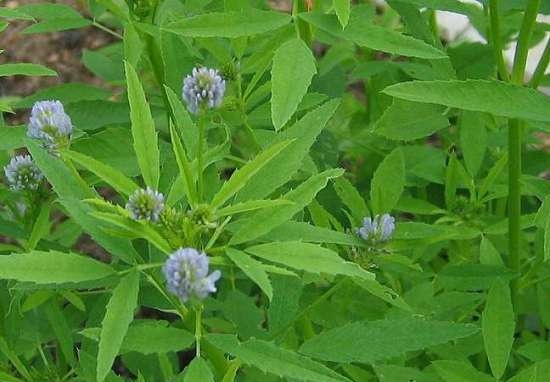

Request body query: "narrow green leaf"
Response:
[333, 0, 351, 28]
[22, 18, 91, 34]
[246, 241, 374, 281]
[384, 80, 550, 123]
[0, 63, 56, 77]
[375, 99, 449, 141]
[26, 202, 51, 251]
[479, 152, 508, 198]
[163, 9, 291, 38]
[211, 140, 293, 208]
[63, 150, 139, 196]
[124, 61, 160, 189]
[432, 360, 494, 382]
[482, 280, 515, 379]
[216, 199, 293, 217]
[370, 148, 405, 214]
[545, 214, 550, 262]
[226, 248, 273, 301]
[271, 38, 317, 130]
[460, 111, 488, 177]
[300, 318, 478, 363]
[207, 334, 351, 382]
[169, 122, 197, 207]
[44, 301, 76, 365]
[184, 358, 214, 382]
[0, 251, 114, 284]
[97, 270, 140, 382]
[164, 85, 198, 158]
[231, 168, 344, 244]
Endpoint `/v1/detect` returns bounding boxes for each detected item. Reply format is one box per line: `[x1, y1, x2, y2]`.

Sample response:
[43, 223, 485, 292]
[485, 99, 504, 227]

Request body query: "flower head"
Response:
[27, 100, 72, 150]
[4, 155, 43, 191]
[182, 67, 226, 114]
[163, 248, 221, 303]
[357, 214, 395, 243]
[125, 187, 165, 222]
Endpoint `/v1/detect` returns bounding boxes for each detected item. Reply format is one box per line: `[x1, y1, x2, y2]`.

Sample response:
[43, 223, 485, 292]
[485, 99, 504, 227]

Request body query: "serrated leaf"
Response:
[0, 251, 114, 284]
[207, 334, 351, 382]
[370, 147, 405, 214]
[184, 358, 214, 382]
[97, 270, 140, 382]
[163, 9, 291, 38]
[482, 280, 515, 379]
[271, 38, 317, 130]
[383, 80, 550, 123]
[245, 241, 373, 280]
[0, 63, 56, 77]
[231, 168, 344, 244]
[236, 99, 340, 202]
[212, 140, 293, 208]
[375, 99, 449, 141]
[299, 318, 478, 363]
[124, 61, 160, 189]
[63, 150, 138, 196]
[226, 248, 273, 300]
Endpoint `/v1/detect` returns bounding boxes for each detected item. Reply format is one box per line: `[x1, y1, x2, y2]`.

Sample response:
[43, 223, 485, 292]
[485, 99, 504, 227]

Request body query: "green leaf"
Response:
[211, 140, 293, 208]
[124, 61, 160, 189]
[80, 321, 194, 355]
[353, 278, 411, 310]
[124, 22, 143, 68]
[383, 80, 550, 123]
[0, 63, 56, 77]
[226, 248, 273, 301]
[0, 7, 34, 20]
[0, 251, 114, 284]
[207, 334, 351, 382]
[432, 360, 495, 382]
[333, 0, 351, 28]
[375, 99, 449, 141]
[482, 280, 515, 379]
[16, 83, 109, 108]
[260, 221, 364, 247]
[163, 9, 291, 38]
[63, 150, 139, 196]
[507, 359, 550, 382]
[370, 147, 405, 214]
[97, 270, 140, 382]
[299, 317, 478, 363]
[184, 358, 214, 382]
[333, 177, 368, 223]
[169, 122, 197, 207]
[299, 11, 446, 59]
[237, 99, 340, 201]
[164, 85, 198, 159]
[245, 241, 373, 280]
[26, 202, 51, 251]
[44, 301, 76, 365]
[216, 199, 293, 217]
[271, 38, 317, 130]
[460, 111, 488, 177]
[231, 168, 344, 244]
[22, 18, 91, 34]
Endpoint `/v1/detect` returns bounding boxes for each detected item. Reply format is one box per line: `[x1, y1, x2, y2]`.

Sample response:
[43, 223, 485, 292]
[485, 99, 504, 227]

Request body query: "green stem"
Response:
[529, 37, 550, 88]
[91, 20, 123, 39]
[488, 0, 510, 80]
[197, 111, 206, 202]
[507, 0, 540, 306]
[195, 305, 203, 357]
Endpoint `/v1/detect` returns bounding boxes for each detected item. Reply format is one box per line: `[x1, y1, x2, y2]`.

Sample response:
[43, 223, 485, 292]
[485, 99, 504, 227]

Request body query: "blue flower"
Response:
[4, 155, 43, 191]
[357, 214, 395, 242]
[163, 248, 221, 303]
[125, 187, 165, 222]
[182, 67, 226, 114]
[27, 100, 73, 150]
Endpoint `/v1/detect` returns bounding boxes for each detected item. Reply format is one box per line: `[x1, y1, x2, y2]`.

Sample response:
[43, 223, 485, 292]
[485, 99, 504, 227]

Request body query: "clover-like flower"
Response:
[357, 214, 395, 242]
[4, 155, 43, 191]
[125, 187, 165, 222]
[163, 248, 221, 303]
[182, 67, 226, 114]
[27, 100, 73, 150]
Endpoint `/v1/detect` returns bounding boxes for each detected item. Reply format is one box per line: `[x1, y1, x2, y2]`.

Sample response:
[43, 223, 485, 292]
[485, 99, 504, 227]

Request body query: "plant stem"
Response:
[507, 0, 541, 305]
[197, 111, 206, 202]
[488, 0, 510, 80]
[195, 305, 203, 357]
[529, 37, 550, 88]
[92, 20, 123, 39]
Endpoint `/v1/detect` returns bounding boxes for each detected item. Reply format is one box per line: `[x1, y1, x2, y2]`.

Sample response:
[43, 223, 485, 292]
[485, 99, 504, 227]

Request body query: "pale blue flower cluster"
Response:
[125, 187, 165, 222]
[4, 155, 43, 191]
[163, 248, 221, 303]
[27, 100, 72, 150]
[182, 67, 226, 114]
[357, 214, 395, 242]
